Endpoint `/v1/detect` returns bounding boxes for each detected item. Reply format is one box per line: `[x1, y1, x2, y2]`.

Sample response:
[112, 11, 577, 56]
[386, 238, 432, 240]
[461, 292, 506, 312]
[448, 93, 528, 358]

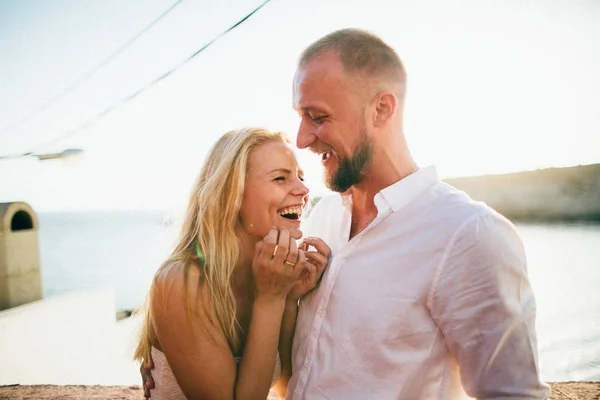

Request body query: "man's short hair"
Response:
[299, 28, 407, 88]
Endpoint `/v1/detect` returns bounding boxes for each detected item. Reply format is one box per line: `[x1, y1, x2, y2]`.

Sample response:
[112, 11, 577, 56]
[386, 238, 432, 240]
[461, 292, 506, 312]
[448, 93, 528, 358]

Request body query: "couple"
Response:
[135, 29, 550, 399]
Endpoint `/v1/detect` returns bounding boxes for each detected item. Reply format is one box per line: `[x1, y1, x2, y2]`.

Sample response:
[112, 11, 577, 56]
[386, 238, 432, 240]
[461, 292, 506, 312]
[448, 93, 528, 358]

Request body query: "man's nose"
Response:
[296, 119, 316, 150]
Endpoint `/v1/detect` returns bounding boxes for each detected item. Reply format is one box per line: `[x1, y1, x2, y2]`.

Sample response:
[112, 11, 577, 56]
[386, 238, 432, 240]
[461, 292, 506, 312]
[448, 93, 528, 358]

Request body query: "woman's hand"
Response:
[288, 237, 330, 301]
[140, 356, 154, 399]
[252, 227, 307, 301]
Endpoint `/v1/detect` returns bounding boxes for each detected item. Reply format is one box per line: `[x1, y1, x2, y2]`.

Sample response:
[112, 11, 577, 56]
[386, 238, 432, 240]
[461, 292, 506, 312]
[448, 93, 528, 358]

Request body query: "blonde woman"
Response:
[134, 128, 330, 399]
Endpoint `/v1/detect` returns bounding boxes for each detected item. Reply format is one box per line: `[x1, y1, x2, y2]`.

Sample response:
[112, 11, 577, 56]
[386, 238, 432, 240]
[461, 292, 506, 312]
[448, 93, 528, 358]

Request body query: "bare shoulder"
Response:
[149, 260, 238, 398]
[151, 261, 211, 321]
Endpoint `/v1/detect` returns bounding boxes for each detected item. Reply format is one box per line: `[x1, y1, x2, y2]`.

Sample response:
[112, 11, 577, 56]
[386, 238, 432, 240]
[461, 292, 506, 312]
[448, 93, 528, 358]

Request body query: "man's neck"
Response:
[348, 186, 378, 240]
[347, 161, 418, 240]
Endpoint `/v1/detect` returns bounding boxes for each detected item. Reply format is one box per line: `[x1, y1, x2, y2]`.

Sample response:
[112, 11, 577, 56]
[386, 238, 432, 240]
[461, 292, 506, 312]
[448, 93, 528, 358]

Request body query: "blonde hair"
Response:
[134, 128, 290, 363]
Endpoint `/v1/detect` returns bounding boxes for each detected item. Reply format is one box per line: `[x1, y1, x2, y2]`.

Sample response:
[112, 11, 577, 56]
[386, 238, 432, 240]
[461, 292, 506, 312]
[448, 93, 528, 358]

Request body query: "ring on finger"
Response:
[284, 259, 296, 267]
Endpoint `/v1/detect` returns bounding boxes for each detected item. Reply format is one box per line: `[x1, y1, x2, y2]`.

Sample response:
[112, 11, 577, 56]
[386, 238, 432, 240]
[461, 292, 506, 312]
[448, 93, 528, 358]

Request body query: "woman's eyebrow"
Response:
[267, 168, 292, 175]
[266, 168, 304, 178]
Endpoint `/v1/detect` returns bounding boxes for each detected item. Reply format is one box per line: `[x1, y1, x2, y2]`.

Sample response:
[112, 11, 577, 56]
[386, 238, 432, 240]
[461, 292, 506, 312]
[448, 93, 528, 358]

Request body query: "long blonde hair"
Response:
[134, 128, 290, 363]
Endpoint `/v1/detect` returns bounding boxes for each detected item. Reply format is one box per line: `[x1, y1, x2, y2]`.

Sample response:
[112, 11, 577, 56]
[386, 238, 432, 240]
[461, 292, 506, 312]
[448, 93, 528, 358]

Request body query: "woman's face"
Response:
[239, 140, 309, 241]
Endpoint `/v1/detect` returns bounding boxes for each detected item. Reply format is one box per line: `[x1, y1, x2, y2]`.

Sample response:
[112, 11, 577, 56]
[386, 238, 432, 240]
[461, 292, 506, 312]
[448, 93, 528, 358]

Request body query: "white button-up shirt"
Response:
[290, 166, 550, 399]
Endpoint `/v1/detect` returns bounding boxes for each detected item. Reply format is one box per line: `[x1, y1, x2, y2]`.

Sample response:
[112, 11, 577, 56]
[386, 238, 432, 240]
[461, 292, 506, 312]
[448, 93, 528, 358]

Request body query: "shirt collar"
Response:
[376, 165, 439, 213]
[336, 165, 439, 214]
[340, 191, 353, 212]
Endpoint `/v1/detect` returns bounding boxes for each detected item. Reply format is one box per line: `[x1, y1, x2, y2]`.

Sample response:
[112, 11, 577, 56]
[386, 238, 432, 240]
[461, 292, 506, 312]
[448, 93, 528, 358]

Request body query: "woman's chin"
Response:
[274, 222, 303, 240]
[275, 215, 303, 240]
[289, 227, 303, 240]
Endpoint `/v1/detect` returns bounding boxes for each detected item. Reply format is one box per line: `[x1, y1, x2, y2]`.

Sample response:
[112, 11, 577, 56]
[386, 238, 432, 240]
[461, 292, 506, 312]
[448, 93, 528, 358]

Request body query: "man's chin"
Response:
[323, 172, 341, 192]
[325, 176, 353, 193]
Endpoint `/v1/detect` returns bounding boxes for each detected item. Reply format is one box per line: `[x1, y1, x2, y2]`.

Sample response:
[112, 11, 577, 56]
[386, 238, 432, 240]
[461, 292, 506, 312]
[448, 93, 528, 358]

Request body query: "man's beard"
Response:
[325, 134, 372, 193]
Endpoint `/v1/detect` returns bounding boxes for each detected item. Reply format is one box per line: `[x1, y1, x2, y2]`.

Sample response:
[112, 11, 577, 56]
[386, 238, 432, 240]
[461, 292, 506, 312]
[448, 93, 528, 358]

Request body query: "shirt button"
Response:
[303, 363, 309, 370]
[317, 308, 325, 316]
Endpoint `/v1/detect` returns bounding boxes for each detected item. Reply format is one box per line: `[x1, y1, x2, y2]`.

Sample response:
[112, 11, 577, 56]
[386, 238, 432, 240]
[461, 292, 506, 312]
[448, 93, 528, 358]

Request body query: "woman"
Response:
[134, 128, 330, 399]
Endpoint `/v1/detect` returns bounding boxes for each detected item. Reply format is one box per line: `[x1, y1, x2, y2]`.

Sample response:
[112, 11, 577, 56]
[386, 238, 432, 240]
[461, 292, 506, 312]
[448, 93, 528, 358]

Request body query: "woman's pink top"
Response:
[149, 346, 282, 399]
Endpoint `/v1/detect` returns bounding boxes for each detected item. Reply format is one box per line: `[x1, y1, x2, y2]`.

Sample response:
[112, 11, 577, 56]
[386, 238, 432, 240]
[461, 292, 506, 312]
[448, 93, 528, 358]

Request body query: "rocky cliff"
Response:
[445, 163, 600, 221]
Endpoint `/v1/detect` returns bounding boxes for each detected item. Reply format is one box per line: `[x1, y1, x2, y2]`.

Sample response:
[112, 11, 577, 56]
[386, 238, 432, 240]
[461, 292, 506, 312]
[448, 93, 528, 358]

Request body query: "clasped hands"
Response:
[253, 226, 330, 303]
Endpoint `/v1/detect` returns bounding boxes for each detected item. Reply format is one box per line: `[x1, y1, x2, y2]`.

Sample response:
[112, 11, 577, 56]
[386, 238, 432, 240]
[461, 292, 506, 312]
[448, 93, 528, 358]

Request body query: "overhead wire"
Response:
[0, 0, 185, 139]
[6, 0, 272, 158]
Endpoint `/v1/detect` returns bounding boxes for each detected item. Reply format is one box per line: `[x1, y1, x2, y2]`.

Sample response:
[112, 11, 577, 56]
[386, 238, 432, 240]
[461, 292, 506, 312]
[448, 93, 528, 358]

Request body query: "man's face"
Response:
[293, 53, 373, 192]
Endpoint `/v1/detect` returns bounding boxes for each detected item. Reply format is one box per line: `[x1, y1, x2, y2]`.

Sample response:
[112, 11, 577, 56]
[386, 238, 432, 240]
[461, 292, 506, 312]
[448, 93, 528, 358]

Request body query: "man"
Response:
[288, 29, 549, 399]
[142, 29, 550, 399]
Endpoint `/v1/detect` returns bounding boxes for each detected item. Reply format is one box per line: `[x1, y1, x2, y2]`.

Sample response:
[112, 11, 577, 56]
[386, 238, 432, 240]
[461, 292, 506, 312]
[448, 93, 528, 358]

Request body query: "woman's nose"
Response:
[293, 179, 309, 197]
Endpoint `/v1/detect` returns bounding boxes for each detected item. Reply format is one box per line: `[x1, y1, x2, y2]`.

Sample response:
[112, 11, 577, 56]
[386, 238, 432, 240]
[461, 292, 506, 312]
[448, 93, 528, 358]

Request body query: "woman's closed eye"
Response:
[274, 175, 304, 183]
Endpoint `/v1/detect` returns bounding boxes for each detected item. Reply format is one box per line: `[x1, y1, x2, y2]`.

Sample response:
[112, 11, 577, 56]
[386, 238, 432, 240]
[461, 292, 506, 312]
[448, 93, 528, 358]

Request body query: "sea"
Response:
[37, 211, 600, 383]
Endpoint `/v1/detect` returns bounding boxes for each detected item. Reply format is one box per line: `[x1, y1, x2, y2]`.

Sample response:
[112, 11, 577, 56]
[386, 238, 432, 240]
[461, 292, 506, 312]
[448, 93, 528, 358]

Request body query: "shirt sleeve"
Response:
[429, 212, 550, 399]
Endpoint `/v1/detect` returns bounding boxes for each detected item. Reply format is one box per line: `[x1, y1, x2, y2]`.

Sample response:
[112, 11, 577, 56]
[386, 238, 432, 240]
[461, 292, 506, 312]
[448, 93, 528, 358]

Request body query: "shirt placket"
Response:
[294, 245, 361, 398]
[294, 203, 391, 399]
[292, 205, 353, 399]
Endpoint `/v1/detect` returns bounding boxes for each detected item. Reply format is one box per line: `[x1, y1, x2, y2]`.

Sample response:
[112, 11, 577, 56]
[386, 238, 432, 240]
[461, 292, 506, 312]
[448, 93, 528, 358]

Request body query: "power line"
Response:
[0, 0, 185, 139]
[13, 0, 272, 157]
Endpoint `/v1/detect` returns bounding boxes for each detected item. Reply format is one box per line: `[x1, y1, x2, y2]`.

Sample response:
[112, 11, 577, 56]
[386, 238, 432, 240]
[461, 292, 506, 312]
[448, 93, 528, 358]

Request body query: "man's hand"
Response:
[140, 355, 155, 399]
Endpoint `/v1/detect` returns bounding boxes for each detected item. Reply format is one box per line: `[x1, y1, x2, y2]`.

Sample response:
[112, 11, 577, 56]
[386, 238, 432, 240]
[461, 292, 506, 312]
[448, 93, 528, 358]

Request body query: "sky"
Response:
[0, 0, 599, 212]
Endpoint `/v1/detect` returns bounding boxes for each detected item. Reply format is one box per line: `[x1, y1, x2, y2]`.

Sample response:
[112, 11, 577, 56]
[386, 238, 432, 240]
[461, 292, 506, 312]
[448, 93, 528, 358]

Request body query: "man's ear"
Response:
[373, 92, 397, 128]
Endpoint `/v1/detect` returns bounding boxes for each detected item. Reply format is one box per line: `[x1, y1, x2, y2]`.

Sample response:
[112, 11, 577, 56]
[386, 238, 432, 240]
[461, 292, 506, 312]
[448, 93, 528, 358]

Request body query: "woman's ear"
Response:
[373, 92, 397, 128]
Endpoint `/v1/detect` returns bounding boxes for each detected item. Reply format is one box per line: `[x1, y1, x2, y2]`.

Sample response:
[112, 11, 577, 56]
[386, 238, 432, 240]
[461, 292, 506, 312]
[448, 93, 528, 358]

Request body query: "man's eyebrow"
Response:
[293, 105, 322, 114]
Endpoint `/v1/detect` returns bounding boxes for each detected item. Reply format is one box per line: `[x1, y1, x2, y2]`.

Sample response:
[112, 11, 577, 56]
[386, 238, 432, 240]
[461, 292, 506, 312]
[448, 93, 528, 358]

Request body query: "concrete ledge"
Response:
[0, 382, 598, 399]
[0, 290, 140, 386]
